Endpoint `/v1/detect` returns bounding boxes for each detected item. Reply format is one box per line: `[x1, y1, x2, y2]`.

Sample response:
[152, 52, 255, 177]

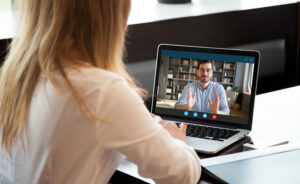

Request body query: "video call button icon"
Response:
[202, 113, 207, 118]
[193, 112, 198, 117]
[184, 111, 189, 116]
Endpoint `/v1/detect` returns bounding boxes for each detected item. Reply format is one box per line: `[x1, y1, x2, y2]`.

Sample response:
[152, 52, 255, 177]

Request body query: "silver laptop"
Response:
[151, 44, 260, 154]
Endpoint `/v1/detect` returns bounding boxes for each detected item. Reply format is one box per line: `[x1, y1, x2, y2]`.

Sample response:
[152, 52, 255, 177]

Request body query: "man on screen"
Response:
[175, 60, 230, 115]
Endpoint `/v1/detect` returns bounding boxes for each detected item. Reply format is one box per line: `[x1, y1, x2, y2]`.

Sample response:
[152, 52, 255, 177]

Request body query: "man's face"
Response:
[197, 63, 212, 83]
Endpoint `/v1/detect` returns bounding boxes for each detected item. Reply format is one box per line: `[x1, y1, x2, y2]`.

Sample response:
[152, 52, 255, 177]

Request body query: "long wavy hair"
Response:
[0, 0, 147, 154]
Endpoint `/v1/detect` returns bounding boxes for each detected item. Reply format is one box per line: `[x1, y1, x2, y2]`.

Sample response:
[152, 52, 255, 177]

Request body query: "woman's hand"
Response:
[152, 114, 187, 142]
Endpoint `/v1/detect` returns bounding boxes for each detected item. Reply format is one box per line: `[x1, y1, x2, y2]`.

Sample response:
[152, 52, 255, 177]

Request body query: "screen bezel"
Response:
[151, 44, 260, 131]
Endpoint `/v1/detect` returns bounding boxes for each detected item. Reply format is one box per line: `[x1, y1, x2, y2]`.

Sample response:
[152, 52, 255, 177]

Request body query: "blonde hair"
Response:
[0, 0, 147, 154]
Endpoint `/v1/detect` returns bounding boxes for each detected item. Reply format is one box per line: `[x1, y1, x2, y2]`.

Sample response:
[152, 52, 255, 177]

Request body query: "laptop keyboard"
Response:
[186, 124, 240, 141]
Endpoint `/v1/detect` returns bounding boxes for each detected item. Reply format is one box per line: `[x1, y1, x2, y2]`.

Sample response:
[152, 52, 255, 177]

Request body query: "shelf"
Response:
[224, 68, 235, 70]
[213, 71, 223, 73]
[177, 78, 190, 81]
[168, 78, 190, 81]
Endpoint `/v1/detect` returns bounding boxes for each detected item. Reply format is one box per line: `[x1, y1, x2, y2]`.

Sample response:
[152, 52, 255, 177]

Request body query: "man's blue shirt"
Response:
[175, 81, 230, 115]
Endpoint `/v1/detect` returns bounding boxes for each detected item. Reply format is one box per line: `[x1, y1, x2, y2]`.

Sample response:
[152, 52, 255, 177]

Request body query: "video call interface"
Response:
[154, 50, 256, 125]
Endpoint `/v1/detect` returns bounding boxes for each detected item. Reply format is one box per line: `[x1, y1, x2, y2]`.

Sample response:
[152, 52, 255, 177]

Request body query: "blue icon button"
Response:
[184, 111, 189, 116]
[203, 113, 207, 118]
[193, 112, 198, 117]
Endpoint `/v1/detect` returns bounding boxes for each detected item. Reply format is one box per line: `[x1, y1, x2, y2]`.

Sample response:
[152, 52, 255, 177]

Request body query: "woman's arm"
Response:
[96, 78, 201, 184]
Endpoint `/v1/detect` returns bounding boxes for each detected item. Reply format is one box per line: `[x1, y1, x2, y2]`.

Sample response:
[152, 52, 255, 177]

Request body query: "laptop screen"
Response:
[151, 44, 260, 129]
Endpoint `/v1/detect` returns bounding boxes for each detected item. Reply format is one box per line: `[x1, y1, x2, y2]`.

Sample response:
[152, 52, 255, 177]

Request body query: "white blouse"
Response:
[0, 67, 201, 184]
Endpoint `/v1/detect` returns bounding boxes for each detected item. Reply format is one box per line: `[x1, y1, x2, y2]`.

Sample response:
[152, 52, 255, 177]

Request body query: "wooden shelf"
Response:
[213, 61, 236, 88]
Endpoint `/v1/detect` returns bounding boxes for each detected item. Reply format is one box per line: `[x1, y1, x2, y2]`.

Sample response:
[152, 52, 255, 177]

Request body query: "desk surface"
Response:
[202, 86, 300, 183]
[250, 86, 300, 146]
[0, 0, 298, 39]
[201, 145, 300, 184]
[129, 0, 297, 24]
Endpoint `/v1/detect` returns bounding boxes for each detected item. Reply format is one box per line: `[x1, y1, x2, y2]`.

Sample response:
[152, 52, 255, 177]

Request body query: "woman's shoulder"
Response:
[67, 67, 124, 87]
[59, 67, 131, 102]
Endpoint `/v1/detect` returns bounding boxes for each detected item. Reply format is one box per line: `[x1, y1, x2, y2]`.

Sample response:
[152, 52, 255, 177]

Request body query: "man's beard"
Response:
[200, 75, 210, 83]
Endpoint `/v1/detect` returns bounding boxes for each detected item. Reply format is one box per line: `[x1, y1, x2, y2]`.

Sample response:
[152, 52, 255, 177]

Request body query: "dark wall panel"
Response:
[125, 3, 299, 93]
[0, 39, 11, 66]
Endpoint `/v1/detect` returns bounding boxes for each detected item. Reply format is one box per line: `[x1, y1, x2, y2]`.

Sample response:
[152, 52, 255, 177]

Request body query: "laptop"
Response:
[151, 44, 260, 154]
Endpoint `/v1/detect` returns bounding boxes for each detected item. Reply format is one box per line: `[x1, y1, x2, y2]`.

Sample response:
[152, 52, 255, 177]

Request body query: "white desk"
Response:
[0, 11, 17, 39]
[128, 0, 297, 24]
[250, 86, 300, 146]
[0, 0, 298, 39]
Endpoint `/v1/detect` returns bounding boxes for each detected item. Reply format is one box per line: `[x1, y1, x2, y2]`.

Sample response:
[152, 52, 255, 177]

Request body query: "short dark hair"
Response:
[198, 60, 212, 69]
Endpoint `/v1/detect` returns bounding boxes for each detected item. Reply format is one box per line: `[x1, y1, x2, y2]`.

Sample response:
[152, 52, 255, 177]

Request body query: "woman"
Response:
[0, 0, 201, 183]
